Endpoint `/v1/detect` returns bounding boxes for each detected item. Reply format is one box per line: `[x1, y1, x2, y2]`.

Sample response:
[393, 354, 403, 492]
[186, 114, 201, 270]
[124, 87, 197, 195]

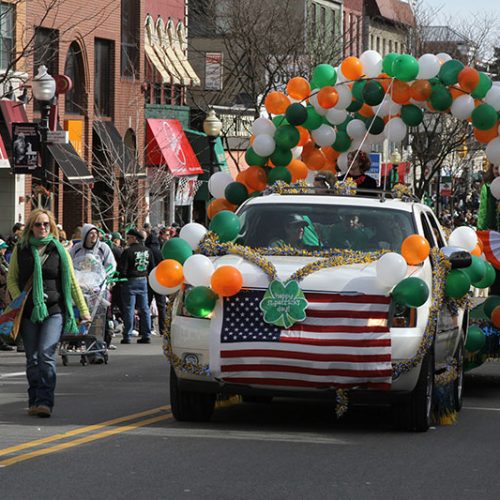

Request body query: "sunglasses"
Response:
[33, 222, 50, 228]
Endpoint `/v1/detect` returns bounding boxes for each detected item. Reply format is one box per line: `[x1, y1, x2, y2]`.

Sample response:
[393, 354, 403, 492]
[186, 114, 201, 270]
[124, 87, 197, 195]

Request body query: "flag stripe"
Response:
[279, 338, 390, 347]
[306, 309, 389, 319]
[222, 377, 391, 390]
[286, 324, 389, 333]
[305, 293, 391, 304]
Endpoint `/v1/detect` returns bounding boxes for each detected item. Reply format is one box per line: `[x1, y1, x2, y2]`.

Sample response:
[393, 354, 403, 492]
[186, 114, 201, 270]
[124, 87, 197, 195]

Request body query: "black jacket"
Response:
[120, 243, 154, 279]
[145, 234, 163, 267]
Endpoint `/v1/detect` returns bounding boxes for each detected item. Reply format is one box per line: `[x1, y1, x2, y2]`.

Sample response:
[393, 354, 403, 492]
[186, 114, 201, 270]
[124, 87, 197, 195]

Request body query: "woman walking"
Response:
[7, 209, 90, 417]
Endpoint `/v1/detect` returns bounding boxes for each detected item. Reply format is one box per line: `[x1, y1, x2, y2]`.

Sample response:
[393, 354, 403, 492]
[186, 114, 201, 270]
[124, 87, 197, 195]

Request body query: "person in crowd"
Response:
[6, 223, 25, 262]
[71, 226, 82, 245]
[0, 238, 15, 351]
[110, 232, 124, 333]
[58, 230, 72, 249]
[120, 228, 154, 344]
[158, 226, 171, 245]
[338, 151, 378, 190]
[7, 209, 90, 417]
[270, 214, 311, 249]
[313, 171, 336, 192]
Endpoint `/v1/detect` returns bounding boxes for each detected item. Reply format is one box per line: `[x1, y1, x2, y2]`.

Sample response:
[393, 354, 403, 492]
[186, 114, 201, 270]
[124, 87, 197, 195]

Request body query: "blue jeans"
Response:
[121, 278, 151, 339]
[21, 313, 63, 409]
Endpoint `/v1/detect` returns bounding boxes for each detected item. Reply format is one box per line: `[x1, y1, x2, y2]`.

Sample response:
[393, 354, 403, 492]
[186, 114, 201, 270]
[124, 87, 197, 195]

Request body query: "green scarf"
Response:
[29, 235, 79, 334]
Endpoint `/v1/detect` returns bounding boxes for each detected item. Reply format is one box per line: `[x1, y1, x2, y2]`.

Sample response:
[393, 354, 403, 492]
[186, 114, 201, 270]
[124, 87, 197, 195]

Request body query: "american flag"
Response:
[214, 289, 392, 390]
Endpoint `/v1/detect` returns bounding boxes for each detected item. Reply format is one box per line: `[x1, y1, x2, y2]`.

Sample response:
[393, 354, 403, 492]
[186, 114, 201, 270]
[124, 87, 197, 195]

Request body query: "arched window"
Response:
[64, 42, 85, 115]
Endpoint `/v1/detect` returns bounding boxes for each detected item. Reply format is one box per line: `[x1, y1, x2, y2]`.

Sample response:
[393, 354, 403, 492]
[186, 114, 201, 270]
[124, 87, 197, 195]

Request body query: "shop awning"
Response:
[48, 143, 94, 184]
[93, 121, 146, 178]
[145, 41, 171, 84]
[0, 133, 9, 168]
[146, 119, 203, 176]
[0, 100, 29, 139]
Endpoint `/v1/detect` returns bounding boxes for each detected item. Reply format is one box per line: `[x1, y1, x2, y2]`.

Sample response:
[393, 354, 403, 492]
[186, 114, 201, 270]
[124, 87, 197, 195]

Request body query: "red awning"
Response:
[0, 133, 9, 168]
[0, 101, 29, 139]
[146, 119, 203, 176]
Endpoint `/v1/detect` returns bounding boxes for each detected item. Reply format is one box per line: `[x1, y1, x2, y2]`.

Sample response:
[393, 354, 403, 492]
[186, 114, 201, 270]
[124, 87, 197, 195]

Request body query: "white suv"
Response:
[167, 192, 466, 432]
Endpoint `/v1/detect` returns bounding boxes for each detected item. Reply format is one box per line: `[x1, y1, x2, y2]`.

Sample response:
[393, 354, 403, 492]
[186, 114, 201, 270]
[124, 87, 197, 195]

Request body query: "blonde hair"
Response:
[20, 209, 59, 247]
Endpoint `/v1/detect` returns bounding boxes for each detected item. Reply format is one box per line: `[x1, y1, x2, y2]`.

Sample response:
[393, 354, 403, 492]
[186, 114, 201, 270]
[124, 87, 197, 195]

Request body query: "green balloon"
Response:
[382, 53, 398, 76]
[161, 238, 193, 264]
[302, 106, 323, 130]
[285, 103, 308, 126]
[274, 125, 300, 149]
[401, 104, 424, 127]
[249, 190, 262, 198]
[312, 64, 337, 87]
[483, 295, 500, 318]
[346, 99, 363, 112]
[332, 130, 352, 152]
[471, 72, 492, 99]
[366, 116, 385, 135]
[473, 262, 496, 289]
[471, 104, 498, 131]
[185, 286, 218, 318]
[429, 85, 453, 111]
[268, 165, 292, 184]
[445, 269, 471, 298]
[272, 115, 289, 127]
[392, 277, 429, 308]
[209, 210, 241, 242]
[245, 147, 267, 167]
[337, 116, 353, 132]
[224, 182, 248, 205]
[438, 59, 464, 86]
[270, 147, 293, 167]
[362, 80, 385, 106]
[392, 55, 419, 82]
[463, 255, 486, 284]
[465, 325, 485, 353]
[352, 80, 366, 102]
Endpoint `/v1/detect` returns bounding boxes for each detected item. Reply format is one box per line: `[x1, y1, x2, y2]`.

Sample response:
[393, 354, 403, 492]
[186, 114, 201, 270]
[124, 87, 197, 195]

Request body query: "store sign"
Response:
[205, 52, 223, 91]
[64, 119, 84, 157]
[12, 123, 40, 173]
[368, 153, 382, 186]
[47, 130, 69, 144]
[175, 176, 198, 206]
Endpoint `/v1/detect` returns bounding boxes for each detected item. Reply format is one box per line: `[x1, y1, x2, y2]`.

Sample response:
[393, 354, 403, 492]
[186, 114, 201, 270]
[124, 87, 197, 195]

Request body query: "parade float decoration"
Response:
[149, 50, 500, 422]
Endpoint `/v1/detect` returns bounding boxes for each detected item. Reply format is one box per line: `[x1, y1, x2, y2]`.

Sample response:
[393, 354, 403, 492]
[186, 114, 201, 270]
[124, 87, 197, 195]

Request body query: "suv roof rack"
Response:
[264, 186, 420, 203]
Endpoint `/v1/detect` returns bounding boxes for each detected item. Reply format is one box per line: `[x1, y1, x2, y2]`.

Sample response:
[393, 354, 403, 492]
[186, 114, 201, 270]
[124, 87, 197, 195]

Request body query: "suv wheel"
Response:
[453, 338, 464, 411]
[169, 367, 216, 422]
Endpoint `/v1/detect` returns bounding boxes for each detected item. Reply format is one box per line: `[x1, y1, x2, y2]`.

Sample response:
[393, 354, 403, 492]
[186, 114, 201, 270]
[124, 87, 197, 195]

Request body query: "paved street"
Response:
[1, 337, 500, 499]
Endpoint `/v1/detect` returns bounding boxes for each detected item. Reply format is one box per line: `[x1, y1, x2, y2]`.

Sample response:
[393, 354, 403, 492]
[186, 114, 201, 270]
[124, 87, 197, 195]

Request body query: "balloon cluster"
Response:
[205, 51, 500, 217]
[148, 215, 244, 318]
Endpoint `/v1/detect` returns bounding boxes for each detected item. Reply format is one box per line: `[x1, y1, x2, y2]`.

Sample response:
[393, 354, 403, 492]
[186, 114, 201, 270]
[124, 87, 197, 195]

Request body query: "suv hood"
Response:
[213, 254, 427, 295]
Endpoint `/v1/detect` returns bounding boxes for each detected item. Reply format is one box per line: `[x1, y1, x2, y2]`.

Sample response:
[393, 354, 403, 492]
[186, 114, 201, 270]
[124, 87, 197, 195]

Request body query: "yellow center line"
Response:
[0, 413, 173, 467]
[0, 405, 171, 458]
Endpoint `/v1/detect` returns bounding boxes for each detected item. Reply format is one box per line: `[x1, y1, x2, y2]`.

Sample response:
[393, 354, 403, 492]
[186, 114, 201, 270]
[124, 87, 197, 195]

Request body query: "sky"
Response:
[427, 0, 500, 21]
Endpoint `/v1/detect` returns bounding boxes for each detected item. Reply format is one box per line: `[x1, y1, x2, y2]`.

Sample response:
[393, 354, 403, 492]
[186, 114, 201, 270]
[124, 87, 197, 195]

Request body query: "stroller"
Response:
[59, 255, 114, 366]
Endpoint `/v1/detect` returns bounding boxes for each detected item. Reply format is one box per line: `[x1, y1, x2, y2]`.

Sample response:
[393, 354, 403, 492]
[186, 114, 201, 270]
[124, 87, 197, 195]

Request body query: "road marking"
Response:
[0, 413, 173, 467]
[0, 405, 170, 458]
[0, 372, 26, 379]
[463, 406, 500, 412]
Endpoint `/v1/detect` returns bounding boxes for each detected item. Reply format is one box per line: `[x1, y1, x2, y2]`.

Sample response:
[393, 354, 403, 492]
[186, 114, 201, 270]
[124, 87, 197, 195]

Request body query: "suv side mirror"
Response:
[448, 251, 472, 269]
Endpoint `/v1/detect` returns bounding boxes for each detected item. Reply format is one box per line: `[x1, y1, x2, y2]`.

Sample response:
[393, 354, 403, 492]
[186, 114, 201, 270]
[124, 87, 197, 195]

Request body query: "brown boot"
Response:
[35, 405, 52, 418]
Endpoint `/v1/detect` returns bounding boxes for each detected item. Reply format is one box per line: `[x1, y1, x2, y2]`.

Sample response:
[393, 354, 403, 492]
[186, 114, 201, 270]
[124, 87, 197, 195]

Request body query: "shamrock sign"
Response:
[259, 280, 308, 329]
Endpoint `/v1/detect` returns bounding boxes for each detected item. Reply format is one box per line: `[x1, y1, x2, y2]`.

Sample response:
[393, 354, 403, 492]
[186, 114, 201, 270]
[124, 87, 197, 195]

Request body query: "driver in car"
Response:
[270, 214, 310, 249]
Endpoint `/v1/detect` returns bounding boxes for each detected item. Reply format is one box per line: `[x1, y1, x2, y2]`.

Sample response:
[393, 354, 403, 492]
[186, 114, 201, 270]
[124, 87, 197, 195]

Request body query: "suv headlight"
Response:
[390, 304, 417, 328]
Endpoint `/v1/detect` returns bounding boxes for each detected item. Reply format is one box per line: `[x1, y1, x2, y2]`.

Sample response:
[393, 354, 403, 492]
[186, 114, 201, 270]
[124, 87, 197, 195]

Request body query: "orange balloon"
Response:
[409, 80, 432, 101]
[317, 86, 339, 109]
[341, 57, 363, 80]
[296, 126, 310, 147]
[321, 146, 339, 163]
[249, 134, 255, 145]
[471, 244, 482, 257]
[287, 77, 311, 101]
[302, 139, 316, 157]
[492, 306, 500, 328]
[207, 198, 236, 219]
[390, 80, 410, 104]
[458, 67, 480, 93]
[236, 170, 248, 184]
[401, 234, 431, 265]
[264, 91, 290, 115]
[377, 73, 391, 92]
[245, 166, 268, 191]
[358, 103, 375, 118]
[449, 86, 464, 100]
[287, 158, 309, 181]
[474, 126, 499, 144]
[477, 238, 484, 252]
[211, 266, 243, 297]
[156, 259, 184, 288]
[303, 149, 326, 171]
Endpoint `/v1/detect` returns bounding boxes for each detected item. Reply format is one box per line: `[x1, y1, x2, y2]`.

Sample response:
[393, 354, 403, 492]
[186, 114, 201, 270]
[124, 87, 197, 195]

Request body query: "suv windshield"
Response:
[236, 203, 416, 252]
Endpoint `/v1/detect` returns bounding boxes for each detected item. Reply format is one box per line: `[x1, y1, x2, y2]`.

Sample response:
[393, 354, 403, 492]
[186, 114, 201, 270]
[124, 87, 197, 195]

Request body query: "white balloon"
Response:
[417, 54, 441, 79]
[148, 268, 181, 295]
[335, 66, 347, 83]
[376, 253, 408, 288]
[486, 137, 500, 165]
[448, 226, 477, 252]
[311, 124, 336, 147]
[485, 85, 500, 111]
[326, 108, 347, 125]
[252, 117, 275, 137]
[437, 52, 452, 63]
[360, 50, 382, 78]
[183, 254, 214, 287]
[373, 100, 391, 117]
[490, 177, 500, 199]
[334, 84, 352, 110]
[337, 153, 349, 172]
[367, 132, 385, 144]
[208, 172, 233, 199]
[350, 139, 371, 153]
[252, 134, 276, 156]
[179, 223, 207, 250]
[450, 94, 475, 120]
[292, 146, 303, 159]
[310, 92, 328, 116]
[384, 117, 407, 143]
[346, 119, 367, 140]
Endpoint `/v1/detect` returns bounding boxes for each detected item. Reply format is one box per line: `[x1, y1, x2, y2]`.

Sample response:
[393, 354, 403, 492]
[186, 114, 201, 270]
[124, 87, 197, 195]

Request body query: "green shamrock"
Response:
[259, 279, 308, 329]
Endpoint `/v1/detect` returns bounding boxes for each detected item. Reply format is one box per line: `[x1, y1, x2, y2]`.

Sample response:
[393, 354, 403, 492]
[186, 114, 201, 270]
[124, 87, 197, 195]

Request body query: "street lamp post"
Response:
[32, 65, 56, 205]
[389, 149, 402, 190]
[203, 109, 223, 178]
